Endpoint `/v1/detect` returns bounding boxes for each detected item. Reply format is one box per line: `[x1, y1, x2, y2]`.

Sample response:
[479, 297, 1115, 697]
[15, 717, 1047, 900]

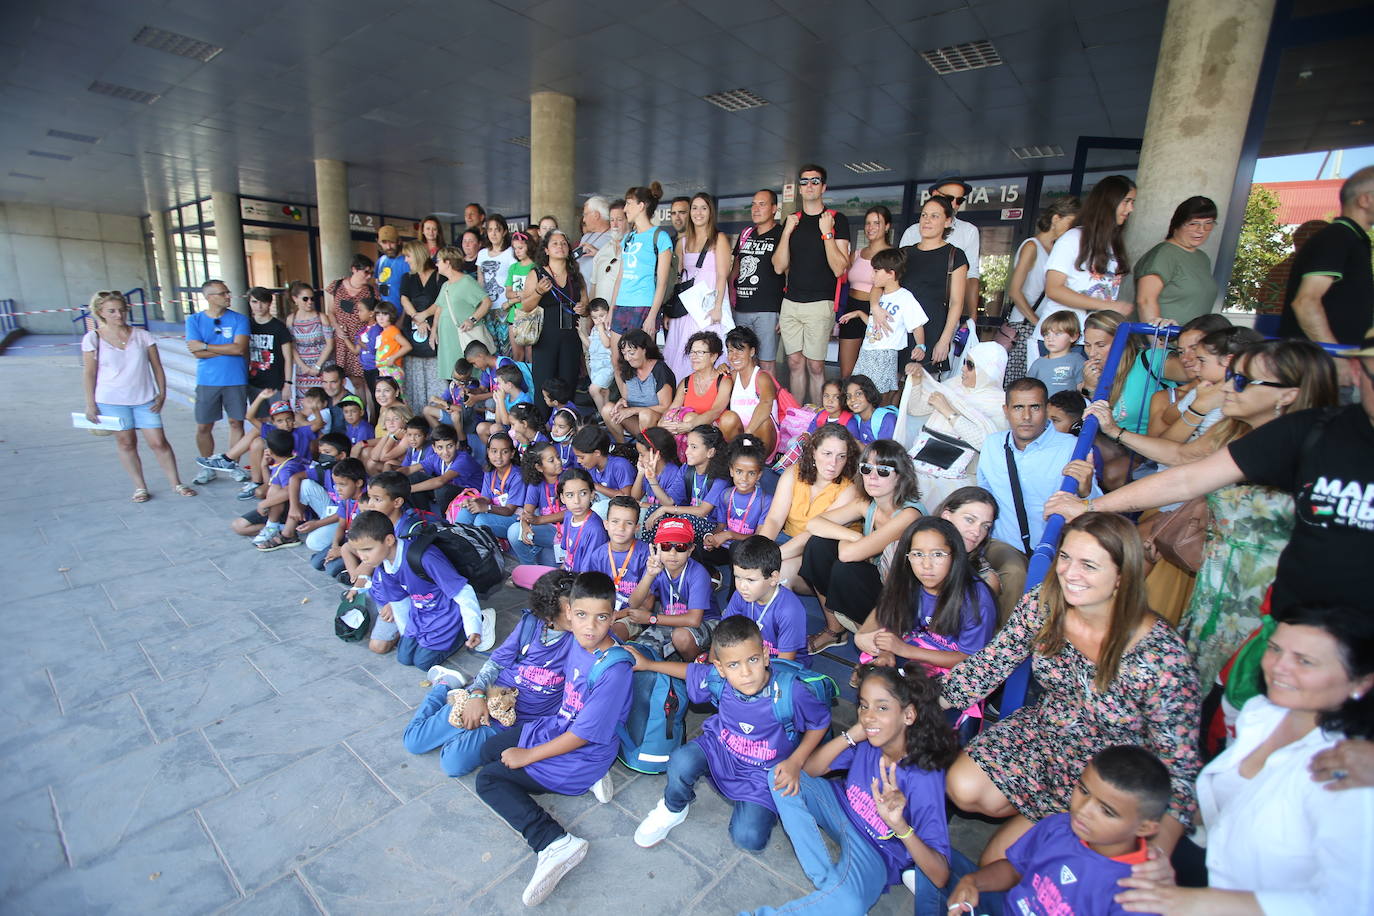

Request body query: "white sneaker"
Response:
[901, 868, 916, 895]
[590, 771, 614, 804]
[192, 467, 215, 485]
[521, 833, 588, 906]
[633, 799, 688, 848]
[426, 665, 467, 688]
[477, 607, 497, 652]
[252, 526, 280, 546]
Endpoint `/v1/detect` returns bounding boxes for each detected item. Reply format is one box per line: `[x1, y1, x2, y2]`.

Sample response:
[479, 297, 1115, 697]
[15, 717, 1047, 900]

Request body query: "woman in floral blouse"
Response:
[942, 512, 1201, 864]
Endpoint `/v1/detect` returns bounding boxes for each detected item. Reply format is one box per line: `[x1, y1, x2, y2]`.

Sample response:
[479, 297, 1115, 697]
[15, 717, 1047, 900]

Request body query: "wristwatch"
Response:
[648, 614, 658, 626]
[822, 232, 835, 240]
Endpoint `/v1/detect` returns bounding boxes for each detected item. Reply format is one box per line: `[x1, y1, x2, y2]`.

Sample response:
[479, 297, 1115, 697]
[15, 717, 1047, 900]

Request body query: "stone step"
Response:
[155, 335, 197, 409]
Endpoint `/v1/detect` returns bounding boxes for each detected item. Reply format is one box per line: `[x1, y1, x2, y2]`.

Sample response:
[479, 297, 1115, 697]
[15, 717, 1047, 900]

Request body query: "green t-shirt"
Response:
[1134, 241, 1217, 324]
[504, 262, 536, 321]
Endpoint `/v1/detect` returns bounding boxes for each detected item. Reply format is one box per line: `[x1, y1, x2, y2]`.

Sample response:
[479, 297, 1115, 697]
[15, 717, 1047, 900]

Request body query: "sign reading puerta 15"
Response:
[920, 178, 1027, 215]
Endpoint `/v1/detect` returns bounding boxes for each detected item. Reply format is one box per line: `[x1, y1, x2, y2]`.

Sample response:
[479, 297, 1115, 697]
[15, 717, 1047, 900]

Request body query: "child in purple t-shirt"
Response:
[627, 615, 831, 852]
[701, 435, 772, 565]
[720, 535, 807, 662]
[230, 427, 309, 549]
[949, 746, 1171, 916]
[622, 518, 717, 661]
[578, 496, 651, 611]
[451, 431, 527, 540]
[571, 426, 635, 515]
[474, 572, 634, 908]
[404, 569, 574, 777]
[407, 423, 481, 515]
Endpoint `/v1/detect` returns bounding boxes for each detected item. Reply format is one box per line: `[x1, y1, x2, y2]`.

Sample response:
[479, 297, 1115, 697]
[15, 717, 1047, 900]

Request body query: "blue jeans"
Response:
[402, 684, 503, 776]
[663, 739, 776, 852]
[397, 633, 460, 670]
[310, 545, 345, 578]
[746, 772, 963, 916]
[507, 519, 557, 566]
[454, 508, 516, 543]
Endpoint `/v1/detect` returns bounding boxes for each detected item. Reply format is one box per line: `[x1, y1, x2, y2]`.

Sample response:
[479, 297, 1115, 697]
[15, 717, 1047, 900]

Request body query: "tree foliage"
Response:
[1226, 185, 1292, 312]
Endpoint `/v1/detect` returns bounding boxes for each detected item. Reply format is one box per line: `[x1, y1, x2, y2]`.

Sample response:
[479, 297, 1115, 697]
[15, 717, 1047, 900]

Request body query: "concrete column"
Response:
[315, 158, 351, 286]
[147, 206, 181, 322]
[209, 189, 249, 315]
[1125, 0, 1276, 308]
[530, 92, 576, 235]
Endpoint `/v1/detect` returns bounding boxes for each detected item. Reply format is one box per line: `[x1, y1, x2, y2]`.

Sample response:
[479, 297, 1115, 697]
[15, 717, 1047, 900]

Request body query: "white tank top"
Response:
[1013, 236, 1050, 324]
[730, 366, 776, 427]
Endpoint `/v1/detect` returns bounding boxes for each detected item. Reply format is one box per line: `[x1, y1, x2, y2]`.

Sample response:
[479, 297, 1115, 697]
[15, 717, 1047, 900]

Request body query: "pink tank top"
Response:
[846, 252, 875, 293]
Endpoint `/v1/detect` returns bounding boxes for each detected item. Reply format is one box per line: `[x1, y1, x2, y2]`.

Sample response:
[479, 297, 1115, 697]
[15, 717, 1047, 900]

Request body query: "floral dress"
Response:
[1182, 484, 1293, 689]
[327, 277, 375, 379]
[942, 587, 1201, 826]
[289, 311, 327, 410]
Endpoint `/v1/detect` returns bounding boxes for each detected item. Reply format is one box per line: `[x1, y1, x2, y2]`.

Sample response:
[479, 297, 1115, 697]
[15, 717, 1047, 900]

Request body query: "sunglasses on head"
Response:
[657, 542, 692, 553]
[859, 462, 894, 478]
[1225, 368, 1288, 393]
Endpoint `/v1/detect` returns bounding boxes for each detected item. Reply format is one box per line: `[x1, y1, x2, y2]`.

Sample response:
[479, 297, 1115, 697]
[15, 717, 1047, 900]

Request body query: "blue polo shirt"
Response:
[977, 423, 1101, 549]
[374, 254, 409, 308]
[185, 310, 249, 386]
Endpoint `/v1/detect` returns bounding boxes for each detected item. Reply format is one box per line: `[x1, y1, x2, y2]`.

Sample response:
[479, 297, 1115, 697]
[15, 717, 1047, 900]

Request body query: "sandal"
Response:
[255, 532, 301, 552]
[131, 488, 151, 503]
[173, 484, 197, 497]
[807, 628, 848, 654]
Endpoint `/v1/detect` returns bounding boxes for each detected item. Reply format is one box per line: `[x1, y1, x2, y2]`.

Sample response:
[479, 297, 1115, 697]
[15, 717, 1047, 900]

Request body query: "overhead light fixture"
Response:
[1011, 144, 1064, 160]
[8, 171, 46, 180]
[702, 88, 769, 112]
[921, 39, 1003, 75]
[506, 136, 531, 148]
[88, 81, 161, 105]
[47, 128, 100, 144]
[28, 150, 73, 161]
[132, 26, 223, 63]
[844, 161, 892, 174]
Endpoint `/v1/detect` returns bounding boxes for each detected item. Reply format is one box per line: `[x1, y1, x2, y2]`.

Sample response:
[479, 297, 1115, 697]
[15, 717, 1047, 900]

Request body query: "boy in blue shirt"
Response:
[722, 536, 808, 662]
[475, 572, 634, 907]
[629, 615, 831, 852]
[949, 745, 1170, 916]
[621, 518, 717, 661]
[346, 510, 483, 671]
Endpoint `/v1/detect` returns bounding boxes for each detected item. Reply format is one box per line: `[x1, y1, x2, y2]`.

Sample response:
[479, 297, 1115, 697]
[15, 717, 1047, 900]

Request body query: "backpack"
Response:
[614, 642, 689, 774]
[762, 372, 817, 462]
[333, 590, 372, 642]
[403, 520, 505, 597]
[582, 645, 637, 690]
[704, 657, 838, 744]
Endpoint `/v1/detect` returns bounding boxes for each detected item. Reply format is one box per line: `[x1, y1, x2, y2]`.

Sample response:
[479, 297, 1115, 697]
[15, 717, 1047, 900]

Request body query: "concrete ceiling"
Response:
[0, 0, 1367, 219]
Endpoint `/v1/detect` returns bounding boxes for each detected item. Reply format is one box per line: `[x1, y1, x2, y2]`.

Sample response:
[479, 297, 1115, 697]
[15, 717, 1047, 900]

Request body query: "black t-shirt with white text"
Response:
[1228, 404, 1374, 611]
[733, 224, 785, 313]
[784, 209, 850, 303]
[248, 317, 291, 390]
[1278, 216, 1373, 345]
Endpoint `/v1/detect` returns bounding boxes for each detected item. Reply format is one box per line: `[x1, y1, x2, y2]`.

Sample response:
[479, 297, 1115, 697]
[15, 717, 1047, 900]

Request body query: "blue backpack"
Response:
[613, 642, 689, 775]
[704, 657, 838, 744]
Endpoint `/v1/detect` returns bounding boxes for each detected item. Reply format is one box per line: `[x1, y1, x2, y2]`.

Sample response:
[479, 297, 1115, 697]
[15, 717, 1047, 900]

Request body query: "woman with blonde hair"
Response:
[400, 239, 446, 407]
[81, 290, 195, 501]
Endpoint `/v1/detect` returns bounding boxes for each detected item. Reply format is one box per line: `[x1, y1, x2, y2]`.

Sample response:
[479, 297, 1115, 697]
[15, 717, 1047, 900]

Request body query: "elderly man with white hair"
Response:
[577, 196, 613, 286]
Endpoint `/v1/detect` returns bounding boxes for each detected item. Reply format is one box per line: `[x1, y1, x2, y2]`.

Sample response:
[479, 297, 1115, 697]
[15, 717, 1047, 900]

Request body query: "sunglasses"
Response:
[797, 177, 823, 186]
[933, 192, 967, 205]
[859, 462, 894, 478]
[1225, 368, 1289, 393]
[656, 542, 692, 553]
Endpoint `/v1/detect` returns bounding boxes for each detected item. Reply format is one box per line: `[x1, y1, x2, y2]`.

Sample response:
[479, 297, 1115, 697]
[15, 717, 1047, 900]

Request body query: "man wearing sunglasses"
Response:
[185, 279, 250, 485]
[899, 174, 982, 323]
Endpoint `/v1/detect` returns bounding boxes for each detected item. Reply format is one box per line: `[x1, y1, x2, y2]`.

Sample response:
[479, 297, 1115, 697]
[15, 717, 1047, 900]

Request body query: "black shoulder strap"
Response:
[1003, 437, 1033, 556]
[403, 522, 437, 584]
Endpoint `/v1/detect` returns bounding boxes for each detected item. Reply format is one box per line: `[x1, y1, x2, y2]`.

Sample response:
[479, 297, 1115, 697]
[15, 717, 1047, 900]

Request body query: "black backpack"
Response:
[402, 521, 504, 597]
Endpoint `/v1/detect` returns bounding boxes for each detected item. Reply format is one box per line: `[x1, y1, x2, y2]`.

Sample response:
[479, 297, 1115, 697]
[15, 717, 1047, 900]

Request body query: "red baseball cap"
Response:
[269, 400, 293, 415]
[654, 518, 694, 545]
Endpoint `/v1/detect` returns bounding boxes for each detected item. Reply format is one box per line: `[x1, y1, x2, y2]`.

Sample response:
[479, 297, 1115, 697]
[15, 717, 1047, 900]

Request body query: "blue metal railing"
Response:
[70, 287, 153, 364]
[0, 299, 17, 336]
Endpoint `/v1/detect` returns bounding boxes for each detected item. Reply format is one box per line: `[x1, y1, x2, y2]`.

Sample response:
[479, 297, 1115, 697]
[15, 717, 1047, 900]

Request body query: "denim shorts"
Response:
[96, 399, 163, 430]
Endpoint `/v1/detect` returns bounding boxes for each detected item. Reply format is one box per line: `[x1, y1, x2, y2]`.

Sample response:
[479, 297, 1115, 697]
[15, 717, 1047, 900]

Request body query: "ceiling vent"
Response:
[844, 161, 892, 174]
[88, 81, 161, 105]
[132, 26, 223, 63]
[1011, 144, 1065, 160]
[920, 39, 1003, 75]
[47, 128, 100, 144]
[8, 171, 46, 180]
[506, 136, 531, 148]
[29, 150, 73, 161]
[702, 88, 769, 112]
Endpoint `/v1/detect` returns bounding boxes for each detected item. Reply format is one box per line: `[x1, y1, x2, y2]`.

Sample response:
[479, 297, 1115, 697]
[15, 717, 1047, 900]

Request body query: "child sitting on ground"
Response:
[628, 615, 831, 852]
[631, 427, 687, 525]
[474, 571, 634, 907]
[346, 509, 486, 670]
[620, 518, 717, 662]
[363, 404, 412, 475]
[340, 395, 376, 456]
[301, 380, 345, 438]
[571, 425, 634, 511]
[341, 471, 421, 653]
[578, 496, 651, 612]
[506, 403, 546, 458]
[700, 435, 773, 565]
[948, 745, 1171, 916]
[510, 468, 607, 588]
[199, 395, 312, 498]
[540, 377, 577, 418]
[1029, 309, 1087, 396]
[287, 431, 352, 546]
[720, 536, 807, 662]
[450, 432, 525, 539]
[424, 358, 476, 432]
[403, 569, 574, 777]
[641, 424, 729, 542]
[544, 405, 579, 467]
[508, 441, 565, 568]
[304, 456, 366, 581]
[485, 363, 536, 442]
[405, 422, 481, 514]
[229, 428, 308, 550]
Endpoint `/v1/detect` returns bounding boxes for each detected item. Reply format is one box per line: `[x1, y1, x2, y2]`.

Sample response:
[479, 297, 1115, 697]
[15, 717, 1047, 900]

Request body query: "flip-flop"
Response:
[173, 484, 197, 497]
[131, 488, 151, 503]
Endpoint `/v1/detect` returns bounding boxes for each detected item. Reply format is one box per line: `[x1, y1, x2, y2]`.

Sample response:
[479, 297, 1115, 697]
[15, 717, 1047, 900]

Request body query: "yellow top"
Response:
[783, 477, 848, 537]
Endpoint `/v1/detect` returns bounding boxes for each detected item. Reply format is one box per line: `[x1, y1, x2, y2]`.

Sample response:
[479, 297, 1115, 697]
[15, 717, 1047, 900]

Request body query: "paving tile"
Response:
[0, 788, 66, 898]
[89, 599, 190, 647]
[7, 613, 105, 676]
[134, 655, 279, 740]
[101, 557, 226, 613]
[8, 811, 240, 915]
[0, 693, 154, 802]
[48, 641, 162, 708]
[686, 852, 809, 914]
[0, 668, 62, 740]
[246, 635, 375, 692]
[3, 539, 81, 601]
[61, 533, 176, 588]
[200, 744, 399, 892]
[138, 612, 278, 680]
[610, 761, 741, 870]
[342, 710, 454, 803]
[204, 669, 407, 784]
[52, 732, 235, 865]
[216, 874, 322, 915]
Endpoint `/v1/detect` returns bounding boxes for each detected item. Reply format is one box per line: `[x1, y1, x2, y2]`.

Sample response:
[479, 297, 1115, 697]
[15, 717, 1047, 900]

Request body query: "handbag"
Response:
[510, 304, 544, 346]
[666, 241, 711, 319]
[1143, 496, 1209, 573]
[910, 427, 977, 475]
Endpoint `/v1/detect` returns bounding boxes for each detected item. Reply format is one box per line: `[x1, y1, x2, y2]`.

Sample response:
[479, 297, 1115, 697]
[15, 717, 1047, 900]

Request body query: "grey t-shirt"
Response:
[1029, 352, 1087, 395]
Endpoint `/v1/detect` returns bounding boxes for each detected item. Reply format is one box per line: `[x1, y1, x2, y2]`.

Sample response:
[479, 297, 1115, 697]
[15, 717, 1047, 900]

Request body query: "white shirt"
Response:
[899, 217, 981, 279]
[863, 287, 927, 351]
[1197, 695, 1374, 915]
[1030, 226, 1125, 352]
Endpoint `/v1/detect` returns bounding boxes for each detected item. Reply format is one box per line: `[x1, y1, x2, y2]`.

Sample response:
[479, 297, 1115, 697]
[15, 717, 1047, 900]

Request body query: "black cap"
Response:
[928, 173, 972, 196]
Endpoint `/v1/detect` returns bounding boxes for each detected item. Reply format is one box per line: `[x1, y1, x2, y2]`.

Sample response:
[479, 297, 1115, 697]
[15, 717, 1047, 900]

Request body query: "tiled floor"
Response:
[0, 350, 995, 914]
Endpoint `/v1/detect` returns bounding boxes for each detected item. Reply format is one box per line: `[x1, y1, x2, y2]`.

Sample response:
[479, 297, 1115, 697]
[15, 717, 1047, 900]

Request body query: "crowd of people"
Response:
[78, 164, 1374, 913]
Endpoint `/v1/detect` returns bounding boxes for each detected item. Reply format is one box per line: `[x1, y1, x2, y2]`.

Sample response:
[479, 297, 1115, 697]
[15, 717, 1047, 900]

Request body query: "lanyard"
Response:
[662, 567, 688, 609]
[607, 544, 634, 588]
[750, 587, 780, 627]
[542, 481, 558, 513]
[690, 471, 710, 505]
[491, 465, 513, 498]
[563, 515, 591, 564]
[342, 499, 358, 526]
[728, 488, 758, 522]
[439, 456, 454, 475]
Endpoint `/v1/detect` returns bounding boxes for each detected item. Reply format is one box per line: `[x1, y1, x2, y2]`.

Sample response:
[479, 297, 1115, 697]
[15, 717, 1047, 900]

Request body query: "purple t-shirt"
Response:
[712, 486, 773, 535]
[645, 462, 687, 508]
[685, 662, 832, 811]
[520, 640, 633, 794]
[480, 466, 528, 510]
[489, 617, 573, 720]
[558, 511, 608, 570]
[345, 420, 375, 445]
[403, 444, 432, 468]
[358, 324, 381, 371]
[647, 559, 717, 619]
[259, 424, 316, 460]
[580, 541, 651, 609]
[267, 455, 308, 488]
[371, 543, 469, 651]
[722, 586, 808, 660]
[480, 356, 517, 391]
[589, 455, 635, 492]
[845, 409, 897, 445]
[1004, 813, 1148, 916]
[420, 449, 483, 491]
[829, 741, 950, 886]
[904, 581, 998, 663]
[685, 471, 729, 510]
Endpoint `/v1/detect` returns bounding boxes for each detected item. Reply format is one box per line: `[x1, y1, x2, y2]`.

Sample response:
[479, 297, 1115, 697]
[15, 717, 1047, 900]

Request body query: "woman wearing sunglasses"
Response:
[286, 280, 332, 410]
[798, 440, 923, 653]
[1063, 338, 1338, 688]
